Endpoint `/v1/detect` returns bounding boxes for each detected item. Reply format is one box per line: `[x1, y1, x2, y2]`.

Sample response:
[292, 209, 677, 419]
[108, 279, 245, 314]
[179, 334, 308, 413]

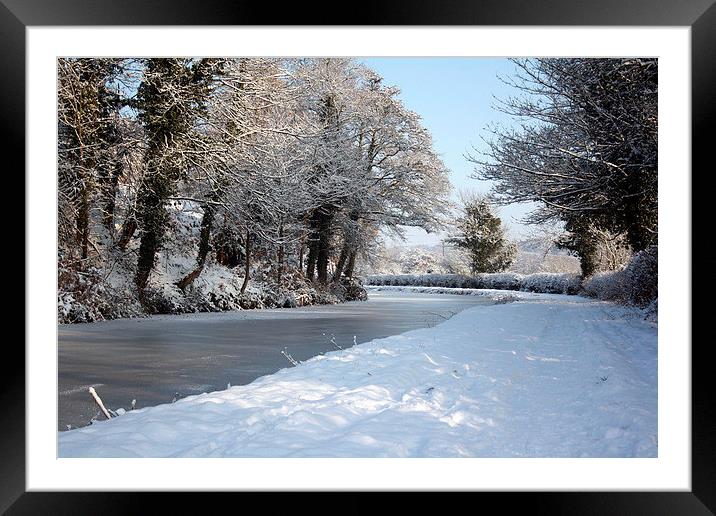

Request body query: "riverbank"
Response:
[59, 254, 367, 324]
[59, 291, 657, 457]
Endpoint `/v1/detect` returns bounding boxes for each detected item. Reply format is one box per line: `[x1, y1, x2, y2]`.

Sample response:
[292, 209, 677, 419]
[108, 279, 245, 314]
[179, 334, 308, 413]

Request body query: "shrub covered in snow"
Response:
[520, 272, 581, 295]
[58, 287, 145, 324]
[581, 271, 627, 303]
[475, 273, 523, 291]
[367, 273, 473, 288]
[59, 253, 367, 324]
[365, 272, 581, 295]
[623, 247, 658, 306]
[330, 277, 369, 302]
[643, 299, 658, 323]
[58, 263, 144, 324]
[582, 247, 657, 308]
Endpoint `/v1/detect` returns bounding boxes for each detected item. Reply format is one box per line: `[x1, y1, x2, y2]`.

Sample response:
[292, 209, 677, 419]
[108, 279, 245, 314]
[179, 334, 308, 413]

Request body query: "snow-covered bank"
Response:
[59, 292, 657, 458]
[58, 200, 368, 324]
[59, 251, 366, 324]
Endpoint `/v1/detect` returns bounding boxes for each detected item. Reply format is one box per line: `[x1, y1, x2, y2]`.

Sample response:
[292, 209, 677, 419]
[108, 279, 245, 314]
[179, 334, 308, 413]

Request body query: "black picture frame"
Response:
[5, 0, 714, 513]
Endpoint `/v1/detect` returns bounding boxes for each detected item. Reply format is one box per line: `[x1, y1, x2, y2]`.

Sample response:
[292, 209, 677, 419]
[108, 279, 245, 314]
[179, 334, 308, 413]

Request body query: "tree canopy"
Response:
[58, 57, 452, 303]
[469, 58, 657, 274]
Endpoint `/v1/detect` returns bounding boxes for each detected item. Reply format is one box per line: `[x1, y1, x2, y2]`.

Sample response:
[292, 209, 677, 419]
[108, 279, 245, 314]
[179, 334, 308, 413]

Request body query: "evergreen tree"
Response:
[447, 197, 516, 274]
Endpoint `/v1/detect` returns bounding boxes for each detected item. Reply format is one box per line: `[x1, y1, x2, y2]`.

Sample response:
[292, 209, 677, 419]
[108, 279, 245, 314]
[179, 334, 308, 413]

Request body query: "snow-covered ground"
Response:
[59, 292, 657, 458]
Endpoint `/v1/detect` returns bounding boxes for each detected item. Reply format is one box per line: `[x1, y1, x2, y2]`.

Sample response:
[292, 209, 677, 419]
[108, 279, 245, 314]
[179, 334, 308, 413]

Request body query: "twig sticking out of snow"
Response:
[323, 332, 342, 351]
[88, 387, 112, 420]
[281, 347, 300, 367]
[425, 310, 457, 321]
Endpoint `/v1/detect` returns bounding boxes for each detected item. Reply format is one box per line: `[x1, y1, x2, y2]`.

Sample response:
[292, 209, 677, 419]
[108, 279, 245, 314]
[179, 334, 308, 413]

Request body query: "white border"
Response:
[27, 27, 691, 491]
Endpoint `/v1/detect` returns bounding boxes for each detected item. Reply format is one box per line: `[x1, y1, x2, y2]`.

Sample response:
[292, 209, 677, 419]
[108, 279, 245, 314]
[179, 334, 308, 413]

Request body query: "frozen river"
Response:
[58, 290, 493, 430]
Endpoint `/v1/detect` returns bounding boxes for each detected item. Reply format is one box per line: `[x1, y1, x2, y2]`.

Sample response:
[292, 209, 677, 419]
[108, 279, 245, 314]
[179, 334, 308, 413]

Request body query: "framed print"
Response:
[5, 0, 715, 512]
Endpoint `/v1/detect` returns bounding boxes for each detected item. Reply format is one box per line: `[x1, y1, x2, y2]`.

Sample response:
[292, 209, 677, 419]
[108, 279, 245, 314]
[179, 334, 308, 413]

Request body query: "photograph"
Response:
[7, 6, 709, 508]
[55, 56, 659, 459]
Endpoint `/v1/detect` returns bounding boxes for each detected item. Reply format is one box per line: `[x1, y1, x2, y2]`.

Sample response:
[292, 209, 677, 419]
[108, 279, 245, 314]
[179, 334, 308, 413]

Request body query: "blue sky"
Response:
[360, 57, 537, 246]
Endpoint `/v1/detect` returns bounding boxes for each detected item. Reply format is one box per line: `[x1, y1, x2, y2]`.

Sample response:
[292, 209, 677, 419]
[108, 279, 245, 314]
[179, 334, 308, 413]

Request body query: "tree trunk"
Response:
[276, 223, 284, 284]
[316, 211, 332, 284]
[316, 240, 329, 284]
[135, 173, 168, 294]
[305, 240, 317, 281]
[332, 240, 350, 283]
[344, 250, 357, 279]
[136, 233, 158, 294]
[102, 156, 124, 232]
[299, 241, 304, 273]
[177, 203, 215, 290]
[305, 211, 325, 281]
[135, 215, 161, 293]
[116, 215, 137, 250]
[75, 129, 90, 261]
[77, 188, 90, 260]
[240, 227, 251, 294]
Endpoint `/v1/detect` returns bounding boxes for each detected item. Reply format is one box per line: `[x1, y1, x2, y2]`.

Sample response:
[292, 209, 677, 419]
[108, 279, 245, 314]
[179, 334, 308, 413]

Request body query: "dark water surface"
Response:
[58, 290, 492, 430]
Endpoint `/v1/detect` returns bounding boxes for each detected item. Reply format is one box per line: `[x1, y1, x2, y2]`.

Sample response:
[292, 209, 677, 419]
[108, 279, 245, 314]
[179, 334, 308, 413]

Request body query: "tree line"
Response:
[470, 58, 657, 276]
[58, 58, 451, 302]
